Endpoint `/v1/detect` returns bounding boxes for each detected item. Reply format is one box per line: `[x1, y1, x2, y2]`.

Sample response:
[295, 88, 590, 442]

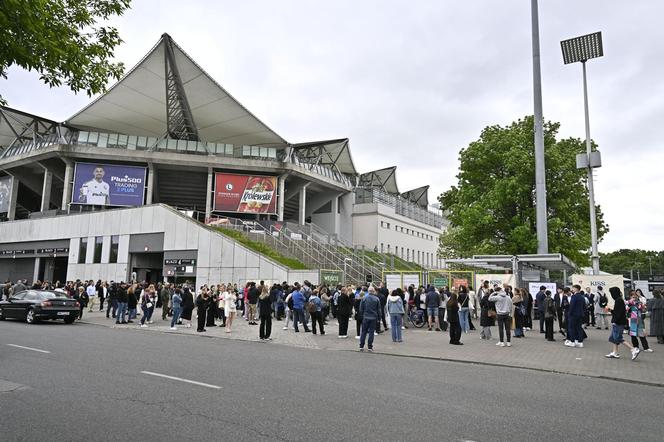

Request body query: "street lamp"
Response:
[561, 31, 604, 275]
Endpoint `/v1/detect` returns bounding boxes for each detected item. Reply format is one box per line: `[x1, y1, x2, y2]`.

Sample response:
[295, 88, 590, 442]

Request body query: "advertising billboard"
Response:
[72, 162, 146, 207]
[214, 173, 277, 214]
[0, 176, 12, 213]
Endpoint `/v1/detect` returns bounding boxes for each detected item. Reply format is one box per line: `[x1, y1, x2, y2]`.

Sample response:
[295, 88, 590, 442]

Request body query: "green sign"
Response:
[433, 277, 448, 288]
[320, 270, 343, 286]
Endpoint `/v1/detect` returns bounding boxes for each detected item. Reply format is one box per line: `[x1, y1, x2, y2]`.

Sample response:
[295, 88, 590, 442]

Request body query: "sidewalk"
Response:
[79, 309, 664, 387]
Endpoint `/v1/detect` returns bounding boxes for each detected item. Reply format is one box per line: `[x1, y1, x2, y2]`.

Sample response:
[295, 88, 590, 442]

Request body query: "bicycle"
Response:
[407, 308, 426, 328]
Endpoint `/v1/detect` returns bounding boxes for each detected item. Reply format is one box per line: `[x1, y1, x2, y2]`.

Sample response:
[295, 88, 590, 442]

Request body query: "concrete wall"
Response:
[0, 204, 319, 286]
[352, 202, 442, 268]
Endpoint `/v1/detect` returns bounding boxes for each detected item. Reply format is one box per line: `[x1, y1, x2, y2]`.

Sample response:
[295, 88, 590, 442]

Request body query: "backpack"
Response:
[287, 296, 294, 310]
[306, 300, 317, 313]
[599, 293, 608, 308]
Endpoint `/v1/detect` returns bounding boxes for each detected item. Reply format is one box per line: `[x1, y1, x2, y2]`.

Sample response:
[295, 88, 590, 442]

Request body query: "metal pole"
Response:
[582, 61, 600, 275]
[531, 0, 548, 254]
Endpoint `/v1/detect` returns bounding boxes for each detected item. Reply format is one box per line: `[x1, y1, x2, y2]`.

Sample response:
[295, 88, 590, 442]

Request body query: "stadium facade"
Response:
[0, 34, 447, 285]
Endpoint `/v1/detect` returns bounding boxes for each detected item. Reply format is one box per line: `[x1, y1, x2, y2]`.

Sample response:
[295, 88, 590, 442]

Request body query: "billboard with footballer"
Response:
[0, 175, 12, 213]
[72, 162, 146, 207]
[213, 173, 277, 214]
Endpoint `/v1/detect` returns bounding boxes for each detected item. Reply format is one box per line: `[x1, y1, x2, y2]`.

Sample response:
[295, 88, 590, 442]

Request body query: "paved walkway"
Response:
[79, 308, 664, 386]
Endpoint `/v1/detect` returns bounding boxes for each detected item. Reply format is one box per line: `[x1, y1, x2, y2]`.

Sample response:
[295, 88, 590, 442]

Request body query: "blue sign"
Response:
[72, 162, 146, 207]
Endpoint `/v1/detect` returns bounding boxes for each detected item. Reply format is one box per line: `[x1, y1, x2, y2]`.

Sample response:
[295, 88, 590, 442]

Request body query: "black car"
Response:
[0, 290, 79, 324]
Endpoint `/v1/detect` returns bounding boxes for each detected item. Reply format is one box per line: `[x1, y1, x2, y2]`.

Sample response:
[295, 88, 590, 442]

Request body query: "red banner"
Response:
[453, 278, 468, 290]
[213, 173, 277, 214]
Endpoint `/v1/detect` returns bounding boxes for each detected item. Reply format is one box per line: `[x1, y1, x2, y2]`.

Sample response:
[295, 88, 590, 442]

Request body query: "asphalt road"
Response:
[1, 320, 662, 442]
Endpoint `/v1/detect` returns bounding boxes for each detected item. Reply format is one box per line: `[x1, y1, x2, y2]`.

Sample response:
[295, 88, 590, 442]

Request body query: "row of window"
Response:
[78, 236, 119, 264]
[379, 220, 436, 241]
[380, 243, 439, 267]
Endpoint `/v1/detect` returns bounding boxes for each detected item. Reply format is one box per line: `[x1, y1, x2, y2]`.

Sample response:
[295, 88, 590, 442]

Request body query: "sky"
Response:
[2, 0, 662, 252]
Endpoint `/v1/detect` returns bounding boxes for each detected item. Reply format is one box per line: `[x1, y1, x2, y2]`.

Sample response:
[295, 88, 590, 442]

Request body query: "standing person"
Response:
[596, 286, 610, 330]
[74, 286, 88, 320]
[554, 287, 565, 334]
[565, 285, 586, 348]
[543, 290, 556, 342]
[206, 287, 218, 328]
[457, 286, 470, 333]
[169, 288, 182, 331]
[447, 293, 462, 345]
[354, 287, 365, 339]
[97, 281, 106, 312]
[308, 290, 325, 335]
[586, 287, 596, 328]
[425, 286, 441, 331]
[145, 284, 157, 324]
[479, 287, 495, 340]
[180, 286, 194, 328]
[647, 290, 664, 344]
[258, 285, 273, 340]
[106, 282, 118, 319]
[246, 282, 259, 325]
[127, 284, 138, 323]
[358, 287, 381, 352]
[291, 283, 311, 333]
[283, 289, 294, 331]
[195, 289, 209, 333]
[139, 287, 153, 328]
[512, 289, 525, 338]
[561, 287, 571, 338]
[222, 285, 237, 333]
[535, 285, 547, 333]
[378, 283, 389, 331]
[524, 289, 534, 331]
[387, 289, 404, 342]
[489, 285, 513, 347]
[161, 283, 171, 321]
[115, 282, 128, 324]
[627, 290, 652, 352]
[86, 281, 98, 313]
[606, 287, 640, 360]
[336, 287, 353, 339]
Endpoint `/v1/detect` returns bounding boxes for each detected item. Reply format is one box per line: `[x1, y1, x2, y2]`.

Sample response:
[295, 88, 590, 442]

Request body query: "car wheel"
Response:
[64, 317, 76, 324]
[26, 308, 36, 324]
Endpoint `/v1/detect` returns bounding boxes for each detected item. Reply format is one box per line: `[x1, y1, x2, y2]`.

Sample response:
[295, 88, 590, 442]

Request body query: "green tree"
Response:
[599, 249, 664, 278]
[0, 0, 131, 105]
[438, 116, 609, 266]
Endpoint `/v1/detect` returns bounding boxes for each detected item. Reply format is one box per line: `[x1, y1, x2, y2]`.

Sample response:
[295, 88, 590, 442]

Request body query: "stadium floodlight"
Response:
[561, 31, 604, 275]
[560, 32, 603, 64]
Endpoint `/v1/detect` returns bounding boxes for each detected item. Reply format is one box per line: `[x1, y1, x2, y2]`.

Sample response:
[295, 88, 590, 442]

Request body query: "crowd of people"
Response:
[3, 278, 664, 359]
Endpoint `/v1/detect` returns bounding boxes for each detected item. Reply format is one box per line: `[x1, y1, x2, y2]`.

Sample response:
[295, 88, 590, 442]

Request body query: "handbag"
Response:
[146, 302, 153, 308]
[488, 309, 497, 318]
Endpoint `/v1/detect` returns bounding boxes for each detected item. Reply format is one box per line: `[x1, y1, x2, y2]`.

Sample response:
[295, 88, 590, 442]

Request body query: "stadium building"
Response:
[0, 34, 447, 286]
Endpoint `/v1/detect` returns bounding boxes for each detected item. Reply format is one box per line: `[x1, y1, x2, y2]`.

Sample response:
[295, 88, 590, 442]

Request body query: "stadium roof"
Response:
[291, 138, 357, 175]
[358, 166, 399, 194]
[400, 185, 429, 208]
[66, 33, 287, 147]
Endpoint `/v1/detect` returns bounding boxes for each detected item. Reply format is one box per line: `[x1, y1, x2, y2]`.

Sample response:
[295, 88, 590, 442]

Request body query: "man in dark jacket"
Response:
[425, 287, 441, 331]
[554, 287, 564, 334]
[106, 282, 118, 318]
[566, 285, 586, 348]
[247, 282, 259, 325]
[536, 286, 546, 333]
[115, 283, 128, 324]
[359, 286, 381, 352]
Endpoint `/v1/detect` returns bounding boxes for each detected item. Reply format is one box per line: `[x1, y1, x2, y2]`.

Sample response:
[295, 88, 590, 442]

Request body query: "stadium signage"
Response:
[72, 162, 147, 207]
[213, 173, 277, 214]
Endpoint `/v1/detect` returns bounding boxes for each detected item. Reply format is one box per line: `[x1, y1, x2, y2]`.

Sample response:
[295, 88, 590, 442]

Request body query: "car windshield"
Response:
[40, 291, 68, 299]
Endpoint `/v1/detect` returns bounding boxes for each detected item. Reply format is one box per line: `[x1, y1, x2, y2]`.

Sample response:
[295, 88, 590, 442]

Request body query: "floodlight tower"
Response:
[560, 32, 604, 275]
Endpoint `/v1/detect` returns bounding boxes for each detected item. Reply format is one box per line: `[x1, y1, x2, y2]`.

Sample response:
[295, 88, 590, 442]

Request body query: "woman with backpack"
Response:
[169, 288, 182, 331]
[595, 286, 610, 330]
[387, 289, 405, 342]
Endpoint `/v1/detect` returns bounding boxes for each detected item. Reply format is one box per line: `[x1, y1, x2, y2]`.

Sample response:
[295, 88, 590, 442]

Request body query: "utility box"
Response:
[576, 153, 588, 169]
[589, 150, 602, 168]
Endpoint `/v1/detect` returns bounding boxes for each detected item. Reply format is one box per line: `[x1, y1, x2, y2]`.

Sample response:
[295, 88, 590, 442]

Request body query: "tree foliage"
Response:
[438, 116, 609, 266]
[0, 0, 131, 104]
[599, 249, 664, 278]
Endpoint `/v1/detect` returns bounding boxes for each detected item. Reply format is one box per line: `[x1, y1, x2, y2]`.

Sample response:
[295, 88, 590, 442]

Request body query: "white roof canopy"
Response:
[291, 138, 357, 175]
[67, 33, 287, 147]
[401, 185, 429, 208]
[358, 166, 399, 194]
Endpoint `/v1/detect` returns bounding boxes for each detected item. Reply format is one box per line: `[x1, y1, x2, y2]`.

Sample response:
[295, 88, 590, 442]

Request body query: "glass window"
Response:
[109, 235, 119, 264]
[97, 133, 108, 147]
[146, 137, 156, 148]
[87, 132, 98, 144]
[177, 139, 187, 151]
[268, 148, 277, 158]
[156, 138, 168, 150]
[78, 238, 87, 264]
[93, 236, 103, 263]
[167, 139, 178, 150]
[225, 144, 234, 155]
[251, 146, 259, 157]
[259, 147, 268, 157]
[108, 133, 118, 146]
[41, 291, 67, 299]
[187, 140, 197, 152]
[242, 145, 251, 156]
[137, 136, 147, 149]
[77, 132, 89, 144]
[127, 135, 137, 149]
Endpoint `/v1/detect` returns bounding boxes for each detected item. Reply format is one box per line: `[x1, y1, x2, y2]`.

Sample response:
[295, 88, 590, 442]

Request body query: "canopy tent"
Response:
[400, 185, 429, 208]
[358, 166, 399, 194]
[446, 254, 577, 273]
[291, 138, 357, 175]
[66, 33, 287, 147]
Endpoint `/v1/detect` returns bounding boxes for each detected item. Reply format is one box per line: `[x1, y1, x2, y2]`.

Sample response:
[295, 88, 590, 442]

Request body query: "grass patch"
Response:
[213, 227, 309, 270]
[346, 249, 424, 271]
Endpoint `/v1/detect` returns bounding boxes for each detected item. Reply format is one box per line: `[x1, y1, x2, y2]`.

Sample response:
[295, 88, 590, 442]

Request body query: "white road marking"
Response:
[140, 371, 221, 389]
[7, 344, 51, 354]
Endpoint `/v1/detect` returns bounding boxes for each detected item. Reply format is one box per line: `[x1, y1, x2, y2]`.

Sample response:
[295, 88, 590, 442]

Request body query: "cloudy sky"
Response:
[2, 0, 661, 252]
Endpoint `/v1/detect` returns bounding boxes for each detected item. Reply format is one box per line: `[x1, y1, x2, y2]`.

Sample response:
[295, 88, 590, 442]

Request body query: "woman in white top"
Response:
[222, 285, 237, 333]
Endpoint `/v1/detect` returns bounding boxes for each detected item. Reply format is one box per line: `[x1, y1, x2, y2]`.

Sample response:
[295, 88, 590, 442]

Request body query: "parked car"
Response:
[0, 290, 79, 324]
